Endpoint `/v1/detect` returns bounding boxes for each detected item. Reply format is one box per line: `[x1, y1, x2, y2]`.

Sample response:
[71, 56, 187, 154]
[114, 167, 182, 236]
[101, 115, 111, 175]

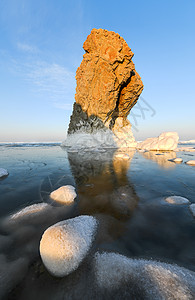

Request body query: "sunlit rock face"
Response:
[65, 28, 143, 149]
[40, 216, 98, 277]
[137, 132, 179, 151]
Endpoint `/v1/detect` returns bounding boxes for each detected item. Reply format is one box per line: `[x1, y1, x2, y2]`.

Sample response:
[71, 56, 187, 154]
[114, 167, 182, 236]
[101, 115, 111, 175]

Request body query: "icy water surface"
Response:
[0, 143, 195, 299]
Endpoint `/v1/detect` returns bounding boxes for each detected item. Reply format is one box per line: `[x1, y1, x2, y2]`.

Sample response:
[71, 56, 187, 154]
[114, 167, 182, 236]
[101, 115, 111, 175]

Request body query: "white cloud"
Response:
[17, 42, 39, 53]
[14, 60, 76, 110]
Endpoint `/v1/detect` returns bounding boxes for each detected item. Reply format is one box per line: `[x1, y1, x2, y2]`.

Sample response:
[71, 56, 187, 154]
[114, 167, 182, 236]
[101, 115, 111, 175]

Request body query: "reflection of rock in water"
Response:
[141, 151, 176, 169]
[68, 150, 139, 244]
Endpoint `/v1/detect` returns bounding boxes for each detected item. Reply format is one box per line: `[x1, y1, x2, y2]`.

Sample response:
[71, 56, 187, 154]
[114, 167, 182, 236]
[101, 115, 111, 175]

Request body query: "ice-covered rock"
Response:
[62, 130, 117, 150]
[186, 160, 195, 165]
[40, 215, 98, 277]
[165, 196, 190, 205]
[137, 132, 179, 151]
[94, 252, 195, 299]
[189, 204, 195, 217]
[10, 203, 50, 221]
[0, 168, 9, 178]
[172, 157, 183, 163]
[50, 185, 77, 204]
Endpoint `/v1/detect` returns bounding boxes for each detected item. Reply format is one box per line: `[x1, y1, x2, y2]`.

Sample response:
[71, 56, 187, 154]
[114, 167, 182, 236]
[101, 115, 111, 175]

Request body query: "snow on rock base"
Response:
[0, 168, 9, 178]
[165, 196, 190, 205]
[137, 132, 179, 151]
[50, 186, 77, 204]
[94, 252, 195, 299]
[40, 215, 98, 277]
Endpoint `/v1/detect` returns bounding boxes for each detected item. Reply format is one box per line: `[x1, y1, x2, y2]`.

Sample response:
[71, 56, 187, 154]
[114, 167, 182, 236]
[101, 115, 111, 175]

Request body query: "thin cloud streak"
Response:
[14, 60, 76, 110]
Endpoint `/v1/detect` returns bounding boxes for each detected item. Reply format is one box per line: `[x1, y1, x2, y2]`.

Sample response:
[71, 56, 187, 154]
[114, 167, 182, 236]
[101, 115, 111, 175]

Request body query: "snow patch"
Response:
[137, 132, 179, 151]
[40, 215, 98, 277]
[0, 168, 9, 178]
[165, 196, 190, 205]
[50, 185, 77, 204]
[94, 252, 195, 299]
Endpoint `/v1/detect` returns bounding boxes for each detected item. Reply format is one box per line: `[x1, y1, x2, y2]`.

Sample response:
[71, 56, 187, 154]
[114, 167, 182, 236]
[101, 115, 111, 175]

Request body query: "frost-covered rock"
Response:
[10, 203, 50, 221]
[172, 157, 183, 163]
[0, 168, 9, 178]
[94, 252, 195, 299]
[165, 196, 190, 205]
[137, 132, 179, 151]
[186, 160, 195, 166]
[40, 215, 98, 277]
[50, 185, 77, 204]
[62, 130, 117, 150]
[111, 118, 137, 148]
[189, 204, 195, 217]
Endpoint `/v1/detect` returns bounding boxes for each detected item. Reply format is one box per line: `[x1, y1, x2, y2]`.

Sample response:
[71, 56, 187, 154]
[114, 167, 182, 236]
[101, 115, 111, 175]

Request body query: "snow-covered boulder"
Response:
[10, 203, 50, 221]
[189, 204, 195, 217]
[94, 252, 195, 299]
[186, 160, 195, 166]
[172, 157, 183, 163]
[40, 215, 98, 277]
[0, 168, 9, 178]
[50, 185, 77, 204]
[165, 196, 190, 205]
[137, 132, 179, 151]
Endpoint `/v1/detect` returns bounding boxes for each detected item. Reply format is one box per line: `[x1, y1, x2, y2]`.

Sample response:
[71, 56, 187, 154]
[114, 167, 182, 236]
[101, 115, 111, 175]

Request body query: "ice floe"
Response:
[165, 196, 190, 205]
[94, 252, 195, 299]
[0, 168, 9, 178]
[137, 132, 179, 151]
[50, 185, 77, 204]
[40, 215, 98, 277]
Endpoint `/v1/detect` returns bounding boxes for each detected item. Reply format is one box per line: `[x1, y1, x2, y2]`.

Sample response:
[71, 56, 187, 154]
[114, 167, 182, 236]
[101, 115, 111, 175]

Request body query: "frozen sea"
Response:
[0, 142, 195, 299]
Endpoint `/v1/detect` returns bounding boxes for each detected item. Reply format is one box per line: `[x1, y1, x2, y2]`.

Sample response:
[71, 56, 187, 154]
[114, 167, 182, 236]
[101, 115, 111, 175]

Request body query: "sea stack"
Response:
[65, 28, 143, 148]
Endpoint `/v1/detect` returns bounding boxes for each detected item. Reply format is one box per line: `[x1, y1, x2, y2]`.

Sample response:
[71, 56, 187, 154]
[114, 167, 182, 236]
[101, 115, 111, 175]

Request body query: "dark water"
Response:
[0, 144, 195, 299]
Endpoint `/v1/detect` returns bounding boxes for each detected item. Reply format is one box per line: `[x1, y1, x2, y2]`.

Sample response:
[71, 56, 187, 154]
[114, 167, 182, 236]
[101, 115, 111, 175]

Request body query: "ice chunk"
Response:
[10, 203, 50, 220]
[186, 160, 195, 165]
[165, 196, 190, 205]
[172, 158, 183, 163]
[189, 204, 195, 217]
[40, 215, 98, 277]
[50, 185, 77, 204]
[137, 132, 179, 151]
[0, 168, 9, 178]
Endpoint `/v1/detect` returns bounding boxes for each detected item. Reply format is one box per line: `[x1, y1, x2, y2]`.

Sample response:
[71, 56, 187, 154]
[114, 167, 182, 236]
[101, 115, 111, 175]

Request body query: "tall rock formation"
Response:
[66, 28, 143, 148]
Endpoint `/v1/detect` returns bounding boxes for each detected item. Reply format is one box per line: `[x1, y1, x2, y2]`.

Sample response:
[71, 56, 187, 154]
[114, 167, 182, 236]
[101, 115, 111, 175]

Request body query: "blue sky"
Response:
[0, 0, 194, 142]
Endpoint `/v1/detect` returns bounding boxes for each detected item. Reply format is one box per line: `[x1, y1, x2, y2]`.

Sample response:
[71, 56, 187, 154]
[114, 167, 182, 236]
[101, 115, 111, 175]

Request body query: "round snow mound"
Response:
[50, 185, 77, 204]
[94, 252, 195, 299]
[40, 215, 98, 277]
[165, 196, 190, 205]
[189, 204, 195, 217]
[0, 168, 9, 178]
[172, 158, 183, 163]
[10, 203, 50, 220]
[186, 160, 195, 166]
